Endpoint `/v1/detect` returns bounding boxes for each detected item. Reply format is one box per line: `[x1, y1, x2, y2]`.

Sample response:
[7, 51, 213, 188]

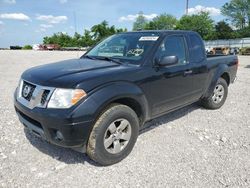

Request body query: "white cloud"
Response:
[36, 15, 68, 24]
[35, 28, 46, 33]
[40, 28, 46, 32]
[0, 13, 31, 21]
[59, 0, 67, 4]
[37, 24, 54, 33]
[119, 13, 158, 22]
[1, 0, 16, 4]
[0, 21, 4, 34]
[188, 5, 221, 16]
[40, 24, 53, 28]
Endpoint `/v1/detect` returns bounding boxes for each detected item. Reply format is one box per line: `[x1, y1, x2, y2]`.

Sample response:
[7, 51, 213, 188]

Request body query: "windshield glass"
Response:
[84, 32, 161, 64]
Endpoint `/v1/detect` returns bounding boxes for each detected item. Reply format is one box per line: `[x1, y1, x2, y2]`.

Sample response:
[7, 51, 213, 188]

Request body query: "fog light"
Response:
[55, 130, 63, 141]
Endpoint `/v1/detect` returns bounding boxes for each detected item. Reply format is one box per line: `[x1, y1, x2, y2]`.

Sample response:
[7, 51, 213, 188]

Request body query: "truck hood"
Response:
[22, 58, 121, 87]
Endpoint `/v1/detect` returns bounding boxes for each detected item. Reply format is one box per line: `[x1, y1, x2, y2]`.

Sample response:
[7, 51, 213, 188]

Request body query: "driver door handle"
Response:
[184, 70, 193, 76]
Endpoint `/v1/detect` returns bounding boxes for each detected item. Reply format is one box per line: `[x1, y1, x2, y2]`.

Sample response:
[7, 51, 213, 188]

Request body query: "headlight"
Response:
[47, 89, 87, 109]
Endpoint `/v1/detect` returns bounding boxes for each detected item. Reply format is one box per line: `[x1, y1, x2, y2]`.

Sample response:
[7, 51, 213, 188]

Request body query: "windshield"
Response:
[84, 32, 161, 64]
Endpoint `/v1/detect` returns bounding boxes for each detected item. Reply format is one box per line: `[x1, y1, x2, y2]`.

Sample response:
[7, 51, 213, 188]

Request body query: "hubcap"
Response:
[212, 84, 225, 104]
[104, 118, 132, 154]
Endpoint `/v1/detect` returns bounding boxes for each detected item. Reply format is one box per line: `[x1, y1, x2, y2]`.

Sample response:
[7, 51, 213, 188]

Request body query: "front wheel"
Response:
[201, 78, 228, 109]
[87, 104, 139, 166]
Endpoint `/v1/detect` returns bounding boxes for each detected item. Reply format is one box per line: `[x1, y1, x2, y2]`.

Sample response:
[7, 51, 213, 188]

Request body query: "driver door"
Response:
[149, 35, 196, 116]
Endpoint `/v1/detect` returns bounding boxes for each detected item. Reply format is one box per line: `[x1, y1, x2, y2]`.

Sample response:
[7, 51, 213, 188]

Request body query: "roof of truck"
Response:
[126, 30, 198, 34]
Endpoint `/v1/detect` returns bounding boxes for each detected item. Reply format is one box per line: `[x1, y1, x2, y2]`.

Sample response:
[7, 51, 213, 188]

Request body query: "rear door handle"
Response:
[184, 70, 193, 75]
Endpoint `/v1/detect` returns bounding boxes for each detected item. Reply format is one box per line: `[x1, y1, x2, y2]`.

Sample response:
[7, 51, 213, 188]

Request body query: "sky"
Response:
[0, 0, 229, 47]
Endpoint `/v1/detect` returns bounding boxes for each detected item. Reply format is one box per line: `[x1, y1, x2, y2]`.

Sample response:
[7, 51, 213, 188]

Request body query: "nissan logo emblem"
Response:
[23, 85, 31, 98]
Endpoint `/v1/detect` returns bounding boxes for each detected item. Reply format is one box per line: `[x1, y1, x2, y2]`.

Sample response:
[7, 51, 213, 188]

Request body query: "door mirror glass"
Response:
[157, 56, 179, 67]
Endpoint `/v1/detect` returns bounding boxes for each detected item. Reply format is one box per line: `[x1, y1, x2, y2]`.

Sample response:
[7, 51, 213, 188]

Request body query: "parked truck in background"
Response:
[14, 30, 238, 165]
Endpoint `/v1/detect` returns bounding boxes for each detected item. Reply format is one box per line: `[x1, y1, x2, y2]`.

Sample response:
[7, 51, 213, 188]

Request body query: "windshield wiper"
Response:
[93, 56, 122, 65]
[83, 55, 122, 64]
[83, 55, 96, 60]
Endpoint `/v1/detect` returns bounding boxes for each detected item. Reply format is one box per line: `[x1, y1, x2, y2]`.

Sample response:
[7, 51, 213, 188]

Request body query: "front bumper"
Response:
[14, 91, 94, 152]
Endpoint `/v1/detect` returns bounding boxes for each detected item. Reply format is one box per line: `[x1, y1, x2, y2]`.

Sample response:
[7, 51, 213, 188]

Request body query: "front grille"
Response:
[22, 81, 36, 101]
[17, 80, 54, 109]
[41, 90, 50, 105]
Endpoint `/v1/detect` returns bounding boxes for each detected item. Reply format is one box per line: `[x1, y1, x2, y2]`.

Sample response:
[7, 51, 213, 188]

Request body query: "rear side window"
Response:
[156, 35, 187, 65]
[189, 34, 205, 63]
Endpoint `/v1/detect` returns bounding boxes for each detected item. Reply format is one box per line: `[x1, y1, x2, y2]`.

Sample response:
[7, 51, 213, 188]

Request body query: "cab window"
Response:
[156, 35, 187, 66]
[189, 34, 205, 63]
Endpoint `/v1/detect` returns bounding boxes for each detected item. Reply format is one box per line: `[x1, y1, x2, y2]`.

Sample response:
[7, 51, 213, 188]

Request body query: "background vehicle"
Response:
[240, 47, 250, 55]
[14, 31, 238, 165]
[45, 44, 60, 51]
[230, 47, 240, 55]
[211, 47, 230, 55]
[33, 44, 46, 51]
[10, 46, 22, 50]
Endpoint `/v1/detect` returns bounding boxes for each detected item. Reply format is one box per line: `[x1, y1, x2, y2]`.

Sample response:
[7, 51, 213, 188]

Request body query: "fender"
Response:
[204, 64, 230, 98]
[71, 81, 150, 126]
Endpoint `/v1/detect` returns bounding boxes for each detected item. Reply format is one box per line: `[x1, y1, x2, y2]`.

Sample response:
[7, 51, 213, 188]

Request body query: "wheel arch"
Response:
[89, 82, 150, 127]
[204, 64, 230, 98]
[220, 72, 230, 86]
[108, 97, 145, 125]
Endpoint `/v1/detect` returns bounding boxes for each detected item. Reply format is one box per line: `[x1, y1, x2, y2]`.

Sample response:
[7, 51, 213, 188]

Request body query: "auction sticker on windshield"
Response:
[139, 36, 159, 41]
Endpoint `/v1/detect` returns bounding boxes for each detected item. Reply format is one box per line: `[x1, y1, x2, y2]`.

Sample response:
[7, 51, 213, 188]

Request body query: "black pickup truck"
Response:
[14, 31, 238, 165]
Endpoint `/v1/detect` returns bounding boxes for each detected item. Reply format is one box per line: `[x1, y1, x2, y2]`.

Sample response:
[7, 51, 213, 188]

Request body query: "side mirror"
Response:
[156, 56, 179, 67]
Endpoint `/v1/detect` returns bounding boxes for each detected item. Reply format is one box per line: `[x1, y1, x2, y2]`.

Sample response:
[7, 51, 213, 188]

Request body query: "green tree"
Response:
[22, 45, 32, 50]
[72, 32, 82, 46]
[91, 21, 110, 41]
[237, 26, 250, 37]
[91, 21, 126, 42]
[81, 30, 94, 47]
[215, 21, 235, 39]
[91, 20, 124, 42]
[145, 14, 177, 30]
[221, 0, 250, 29]
[43, 36, 52, 44]
[116, 28, 127, 33]
[176, 12, 215, 40]
[133, 11, 147, 31]
[43, 32, 72, 47]
[43, 21, 127, 47]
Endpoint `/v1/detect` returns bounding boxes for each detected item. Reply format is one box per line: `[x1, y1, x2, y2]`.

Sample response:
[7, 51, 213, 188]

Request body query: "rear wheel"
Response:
[87, 104, 139, 166]
[201, 78, 228, 109]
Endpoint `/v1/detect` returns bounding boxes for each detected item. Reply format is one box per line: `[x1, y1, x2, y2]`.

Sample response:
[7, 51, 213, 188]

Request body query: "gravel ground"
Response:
[0, 50, 249, 188]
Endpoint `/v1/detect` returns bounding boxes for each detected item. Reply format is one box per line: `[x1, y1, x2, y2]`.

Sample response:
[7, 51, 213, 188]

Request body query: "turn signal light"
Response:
[71, 89, 87, 105]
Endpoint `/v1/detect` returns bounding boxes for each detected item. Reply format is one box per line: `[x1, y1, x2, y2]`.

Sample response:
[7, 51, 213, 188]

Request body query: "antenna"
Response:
[186, 0, 189, 15]
[73, 11, 79, 58]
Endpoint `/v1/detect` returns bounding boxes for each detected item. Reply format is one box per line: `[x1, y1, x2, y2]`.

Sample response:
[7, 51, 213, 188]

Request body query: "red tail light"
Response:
[236, 59, 239, 70]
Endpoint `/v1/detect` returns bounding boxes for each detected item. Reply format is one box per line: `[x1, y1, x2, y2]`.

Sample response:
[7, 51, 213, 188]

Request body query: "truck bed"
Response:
[207, 54, 237, 65]
[206, 54, 238, 84]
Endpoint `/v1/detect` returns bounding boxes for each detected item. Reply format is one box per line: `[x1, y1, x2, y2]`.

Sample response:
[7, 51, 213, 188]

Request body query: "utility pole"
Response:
[73, 11, 77, 33]
[186, 0, 189, 15]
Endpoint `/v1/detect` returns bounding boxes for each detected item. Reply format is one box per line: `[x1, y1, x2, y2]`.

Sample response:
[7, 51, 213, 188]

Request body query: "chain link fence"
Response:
[205, 38, 250, 48]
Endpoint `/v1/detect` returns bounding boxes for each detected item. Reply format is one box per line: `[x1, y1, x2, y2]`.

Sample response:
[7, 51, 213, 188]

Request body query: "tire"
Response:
[87, 104, 139, 166]
[201, 78, 228, 109]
